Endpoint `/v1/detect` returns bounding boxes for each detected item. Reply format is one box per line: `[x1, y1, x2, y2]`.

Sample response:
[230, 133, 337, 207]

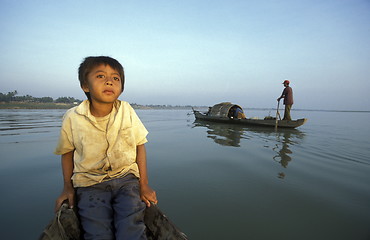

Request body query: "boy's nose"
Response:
[105, 78, 113, 85]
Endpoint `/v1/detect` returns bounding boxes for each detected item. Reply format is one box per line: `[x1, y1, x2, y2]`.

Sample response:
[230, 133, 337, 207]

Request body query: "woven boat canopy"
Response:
[208, 102, 244, 117]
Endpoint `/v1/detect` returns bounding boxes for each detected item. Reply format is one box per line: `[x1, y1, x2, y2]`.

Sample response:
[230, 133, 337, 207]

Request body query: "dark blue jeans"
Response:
[76, 174, 147, 240]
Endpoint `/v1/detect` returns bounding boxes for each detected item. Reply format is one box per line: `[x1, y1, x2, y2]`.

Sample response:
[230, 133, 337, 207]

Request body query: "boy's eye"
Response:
[97, 74, 105, 79]
[113, 77, 121, 81]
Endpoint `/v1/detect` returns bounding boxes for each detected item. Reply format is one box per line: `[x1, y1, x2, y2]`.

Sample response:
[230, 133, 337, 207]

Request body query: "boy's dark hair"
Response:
[78, 56, 125, 100]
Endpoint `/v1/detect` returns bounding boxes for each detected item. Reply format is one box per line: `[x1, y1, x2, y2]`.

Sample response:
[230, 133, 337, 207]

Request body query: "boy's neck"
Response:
[89, 101, 114, 117]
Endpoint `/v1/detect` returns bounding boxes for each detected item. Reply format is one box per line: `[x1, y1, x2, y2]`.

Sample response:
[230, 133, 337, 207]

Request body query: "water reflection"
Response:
[192, 120, 246, 147]
[272, 131, 296, 179]
[192, 119, 305, 178]
[273, 131, 295, 166]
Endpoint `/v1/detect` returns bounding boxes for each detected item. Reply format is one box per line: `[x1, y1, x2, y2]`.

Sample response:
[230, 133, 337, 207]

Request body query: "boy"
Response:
[54, 56, 157, 240]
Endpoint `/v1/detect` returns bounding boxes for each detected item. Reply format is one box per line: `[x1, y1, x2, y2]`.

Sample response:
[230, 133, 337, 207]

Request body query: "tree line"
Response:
[0, 90, 82, 104]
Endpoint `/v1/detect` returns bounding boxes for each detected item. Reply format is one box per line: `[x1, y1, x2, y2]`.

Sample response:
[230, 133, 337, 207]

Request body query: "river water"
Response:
[0, 108, 369, 240]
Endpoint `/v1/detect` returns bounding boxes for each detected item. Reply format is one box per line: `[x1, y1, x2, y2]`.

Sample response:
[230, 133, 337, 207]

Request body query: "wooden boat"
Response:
[193, 102, 307, 129]
[39, 202, 187, 240]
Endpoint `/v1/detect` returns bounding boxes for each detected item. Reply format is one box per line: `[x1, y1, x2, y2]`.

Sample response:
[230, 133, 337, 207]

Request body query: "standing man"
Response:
[277, 80, 294, 121]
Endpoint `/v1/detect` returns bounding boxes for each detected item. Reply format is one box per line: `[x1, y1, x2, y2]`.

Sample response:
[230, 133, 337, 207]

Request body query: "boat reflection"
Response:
[192, 120, 246, 147]
[192, 119, 306, 178]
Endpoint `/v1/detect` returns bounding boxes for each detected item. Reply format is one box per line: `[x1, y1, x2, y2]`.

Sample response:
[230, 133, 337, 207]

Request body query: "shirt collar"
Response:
[75, 100, 121, 120]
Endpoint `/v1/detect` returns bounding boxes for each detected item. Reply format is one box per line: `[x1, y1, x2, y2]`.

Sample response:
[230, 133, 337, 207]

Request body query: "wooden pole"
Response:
[275, 100, 280, 130]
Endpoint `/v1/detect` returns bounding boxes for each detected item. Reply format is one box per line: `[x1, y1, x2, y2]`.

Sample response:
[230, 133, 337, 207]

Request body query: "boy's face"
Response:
[82, 64, 122, 104]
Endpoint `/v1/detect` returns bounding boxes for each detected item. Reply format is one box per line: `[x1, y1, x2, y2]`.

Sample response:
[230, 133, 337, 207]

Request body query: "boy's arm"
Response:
[136, 144, 157, 207]
[55, 150, 75, 212]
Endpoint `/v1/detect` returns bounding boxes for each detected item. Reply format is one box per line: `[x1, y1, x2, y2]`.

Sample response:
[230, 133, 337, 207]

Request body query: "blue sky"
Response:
[0, 0, 369, 110]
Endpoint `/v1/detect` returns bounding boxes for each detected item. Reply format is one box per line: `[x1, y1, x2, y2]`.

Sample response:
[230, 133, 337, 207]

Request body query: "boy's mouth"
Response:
[103, 90, 114, 94]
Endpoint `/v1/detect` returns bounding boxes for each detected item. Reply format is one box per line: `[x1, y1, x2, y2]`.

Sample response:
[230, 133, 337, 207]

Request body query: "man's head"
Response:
[78, 56, 125, 100]
[282, 80, 290, 86]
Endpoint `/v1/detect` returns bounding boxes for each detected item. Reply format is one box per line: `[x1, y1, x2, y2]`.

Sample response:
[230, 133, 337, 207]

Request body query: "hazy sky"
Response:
[1, 0, 369, 110]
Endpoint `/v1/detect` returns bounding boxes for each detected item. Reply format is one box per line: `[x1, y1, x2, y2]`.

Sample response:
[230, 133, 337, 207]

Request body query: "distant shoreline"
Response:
[0, 102, 77, 109]
[0, 102, 369, 113]
[0, 101, 195, 110]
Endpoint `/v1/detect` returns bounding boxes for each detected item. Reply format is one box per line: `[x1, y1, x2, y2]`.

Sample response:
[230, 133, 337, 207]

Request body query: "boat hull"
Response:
[193, 110, 307, 128]
[39, 203, 187, 240]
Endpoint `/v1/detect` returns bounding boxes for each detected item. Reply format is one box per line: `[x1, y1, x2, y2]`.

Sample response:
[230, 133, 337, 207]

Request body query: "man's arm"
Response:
[278, 88, 286, 101]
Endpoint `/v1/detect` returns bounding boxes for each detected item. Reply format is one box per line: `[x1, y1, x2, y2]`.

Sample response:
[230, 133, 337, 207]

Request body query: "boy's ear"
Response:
[81, 83, 90, 93]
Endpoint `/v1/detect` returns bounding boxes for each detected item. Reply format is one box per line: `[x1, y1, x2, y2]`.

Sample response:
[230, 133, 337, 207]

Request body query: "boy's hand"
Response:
[140, 183, 157, 207]
[54, 184, 75, 212]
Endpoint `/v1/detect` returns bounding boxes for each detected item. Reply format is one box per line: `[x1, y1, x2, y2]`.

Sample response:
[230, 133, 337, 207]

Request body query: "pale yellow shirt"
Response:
[54, 100, 148, 187]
